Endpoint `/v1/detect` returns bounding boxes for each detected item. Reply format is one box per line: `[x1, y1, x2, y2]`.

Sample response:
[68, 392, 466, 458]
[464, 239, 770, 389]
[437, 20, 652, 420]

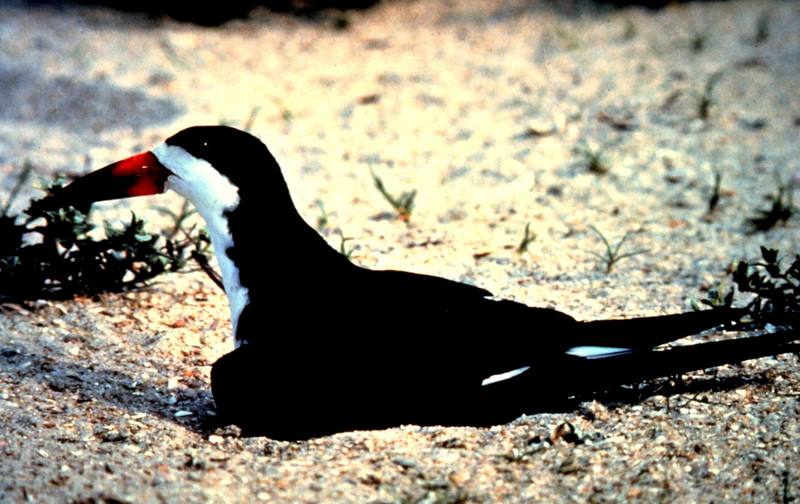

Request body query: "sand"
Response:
[0, 0, 798, 501]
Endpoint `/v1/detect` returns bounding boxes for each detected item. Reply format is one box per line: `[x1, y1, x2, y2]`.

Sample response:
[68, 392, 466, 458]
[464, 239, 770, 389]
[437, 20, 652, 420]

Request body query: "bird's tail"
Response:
[483, 327, 798, 404]
[566, 307, 747, 358]
[473, 326, 797, 426]
[563, 328, 798, 392]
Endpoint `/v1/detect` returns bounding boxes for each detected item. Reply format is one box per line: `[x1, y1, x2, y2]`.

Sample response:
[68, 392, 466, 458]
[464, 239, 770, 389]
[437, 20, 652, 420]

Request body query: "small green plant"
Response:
[336, 230, 356, 260]
[782, 469, 792, 504]
[693, 283, 735, 311]
[555, 27, 580, 50]
[220, 106, 261, 132]
[183, 229, 222, 290]
[576, 141, 610, 175]
[155, 199, 221, 289]
[734, 247, 799, 326]
[622, 18, 637, 41]
[315, 200, 330, 233]
[371, 170, 416, 222]
[243, 106, 260, 132]
[587, 225, 649, 274]
[516, 222, 536, 253]
[748, 180, 795, 232]
[332, 14, 350, 31]
[694, 247, 799, 331]
[1, 160, 33, 217]
[707, 170, 723, 215]
[689, 31, 708, 53]
[754, 11, 770, 44]
[154, 198, 197, 240]
[159, 39, 187, 68]
[696, 72, 723, 121]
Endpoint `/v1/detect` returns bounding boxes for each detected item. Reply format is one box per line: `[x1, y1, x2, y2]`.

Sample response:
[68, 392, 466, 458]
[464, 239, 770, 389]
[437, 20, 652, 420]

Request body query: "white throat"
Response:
[152, 143, 250, 348]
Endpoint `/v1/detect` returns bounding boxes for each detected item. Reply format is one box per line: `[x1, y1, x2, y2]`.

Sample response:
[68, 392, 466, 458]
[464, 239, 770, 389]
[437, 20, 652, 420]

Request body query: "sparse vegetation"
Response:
[689, 31, 708, 53]
[315, 200, 330, 233]
[754, 11, 770, 44]
[243, 106, 260, 132]
[733, 247, 799, 328]
[576, 141, 611, 175]
[555, 27, 580, 51]
[622, 18, 637, 41]
[0, 175, 214, 304]
[697, 247, 799, 331]
[154, 198, 197, 240]
[221, 106, 261, 132]
[516, 222, 536, 253]
[336, 230, 356, 260]
[372, 170, 417, 222]
[748, 179, 795, 232]
[707, 169, 723, 215]
[587, 225, 648, 274]
[694, 283, 735, 311]
[696, 72, 723, 121]
[1, 159, 33, 217]
[187, 231, 223, 290]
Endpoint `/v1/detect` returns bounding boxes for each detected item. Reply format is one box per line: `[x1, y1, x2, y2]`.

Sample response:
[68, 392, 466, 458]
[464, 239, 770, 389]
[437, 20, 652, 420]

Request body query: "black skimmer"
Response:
[48, 126, 798, 440]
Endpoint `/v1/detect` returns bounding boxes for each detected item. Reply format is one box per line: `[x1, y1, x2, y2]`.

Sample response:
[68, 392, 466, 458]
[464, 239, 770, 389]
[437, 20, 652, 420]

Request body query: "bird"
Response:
[46, 125, 799, 440]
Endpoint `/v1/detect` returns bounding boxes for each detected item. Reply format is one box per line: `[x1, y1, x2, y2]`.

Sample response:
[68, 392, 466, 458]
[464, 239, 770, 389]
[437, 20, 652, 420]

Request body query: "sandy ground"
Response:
[0, 0, 798, 501]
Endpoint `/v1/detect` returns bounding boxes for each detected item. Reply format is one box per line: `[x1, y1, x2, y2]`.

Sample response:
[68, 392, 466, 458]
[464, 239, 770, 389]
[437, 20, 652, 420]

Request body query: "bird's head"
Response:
[44, 125, 331, 349]
[47, 126, 278, 219]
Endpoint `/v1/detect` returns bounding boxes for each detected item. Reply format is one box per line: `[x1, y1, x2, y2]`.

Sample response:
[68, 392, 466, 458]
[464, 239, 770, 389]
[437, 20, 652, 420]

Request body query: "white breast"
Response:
[152, 143, 250, 348]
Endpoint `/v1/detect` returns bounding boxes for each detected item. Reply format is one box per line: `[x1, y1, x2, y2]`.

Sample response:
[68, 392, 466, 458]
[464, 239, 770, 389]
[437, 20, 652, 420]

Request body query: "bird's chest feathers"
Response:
[208, 225, 250, 349]
[155, 143, 250, 348]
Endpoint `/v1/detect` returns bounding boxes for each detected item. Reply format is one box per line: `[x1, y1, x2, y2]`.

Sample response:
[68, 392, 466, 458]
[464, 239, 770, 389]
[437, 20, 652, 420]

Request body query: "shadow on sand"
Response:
[1, 332, 796, 440]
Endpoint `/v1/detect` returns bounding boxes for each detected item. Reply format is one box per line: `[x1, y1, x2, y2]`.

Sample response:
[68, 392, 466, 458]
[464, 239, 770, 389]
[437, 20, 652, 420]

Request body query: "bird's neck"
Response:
[207, 179, 351, 347]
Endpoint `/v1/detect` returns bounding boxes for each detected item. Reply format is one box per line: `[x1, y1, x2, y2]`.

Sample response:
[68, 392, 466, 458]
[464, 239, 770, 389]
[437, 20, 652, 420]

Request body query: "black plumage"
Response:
[54, 126, 798, 440]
